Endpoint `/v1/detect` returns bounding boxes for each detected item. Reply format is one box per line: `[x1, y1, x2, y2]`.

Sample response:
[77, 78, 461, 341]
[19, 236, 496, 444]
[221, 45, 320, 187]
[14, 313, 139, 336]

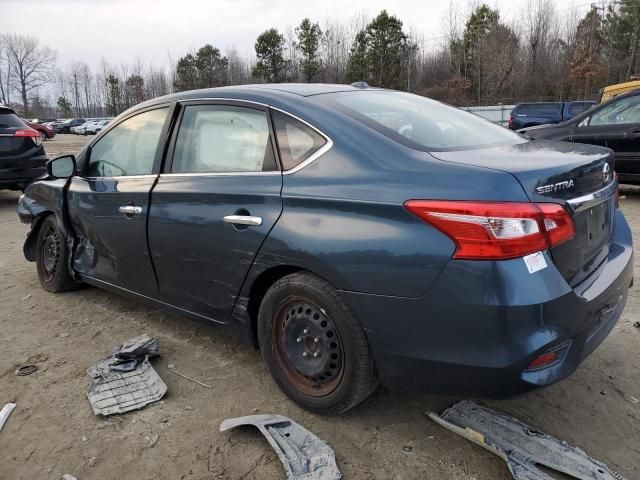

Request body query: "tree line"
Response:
[1, 0, 639, 119]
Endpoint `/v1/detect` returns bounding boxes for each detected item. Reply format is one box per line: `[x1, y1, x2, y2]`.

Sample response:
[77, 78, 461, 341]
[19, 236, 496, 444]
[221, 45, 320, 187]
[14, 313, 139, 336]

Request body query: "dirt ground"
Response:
[1, 135, 639, 480]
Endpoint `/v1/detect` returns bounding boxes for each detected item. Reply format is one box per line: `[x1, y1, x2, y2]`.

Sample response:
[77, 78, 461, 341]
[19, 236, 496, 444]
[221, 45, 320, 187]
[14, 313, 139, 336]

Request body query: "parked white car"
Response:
[85, 119, 111, 135]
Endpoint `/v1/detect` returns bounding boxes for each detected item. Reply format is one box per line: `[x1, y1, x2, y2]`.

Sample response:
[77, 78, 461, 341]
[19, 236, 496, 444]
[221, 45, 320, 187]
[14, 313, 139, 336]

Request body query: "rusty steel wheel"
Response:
[272, 297, 344, 396]
[258, 272, 378, 414]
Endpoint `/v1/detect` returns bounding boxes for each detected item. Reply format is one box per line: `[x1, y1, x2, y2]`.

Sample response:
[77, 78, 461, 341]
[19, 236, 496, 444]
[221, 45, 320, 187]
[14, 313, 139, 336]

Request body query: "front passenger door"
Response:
[67, 106, 171, 296]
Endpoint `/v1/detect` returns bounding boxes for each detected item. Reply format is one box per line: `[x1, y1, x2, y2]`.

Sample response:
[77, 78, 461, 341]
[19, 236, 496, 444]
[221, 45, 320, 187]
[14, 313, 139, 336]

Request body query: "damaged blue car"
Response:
[17, 84, 633, 413]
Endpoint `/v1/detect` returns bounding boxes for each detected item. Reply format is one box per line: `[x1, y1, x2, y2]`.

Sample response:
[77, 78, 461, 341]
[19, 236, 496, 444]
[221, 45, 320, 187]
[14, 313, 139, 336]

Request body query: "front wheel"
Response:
[35, 215, 78, 292]
[258, 272, 378, 414]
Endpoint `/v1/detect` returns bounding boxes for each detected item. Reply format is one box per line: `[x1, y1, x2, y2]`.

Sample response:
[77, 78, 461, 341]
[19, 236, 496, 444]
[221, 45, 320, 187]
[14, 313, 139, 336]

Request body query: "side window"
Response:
[272, 110, 327, 171]
[568, 103, 593, 116]
[86, 108, 168, 177]
[516, 103, 561, 116]
[172, 105, 276, 173]
[589, 96, 640, 126]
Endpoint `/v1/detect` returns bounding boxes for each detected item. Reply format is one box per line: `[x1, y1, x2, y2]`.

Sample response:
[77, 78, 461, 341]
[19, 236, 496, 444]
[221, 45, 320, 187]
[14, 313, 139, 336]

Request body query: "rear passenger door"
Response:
[148, 100, 283, 322]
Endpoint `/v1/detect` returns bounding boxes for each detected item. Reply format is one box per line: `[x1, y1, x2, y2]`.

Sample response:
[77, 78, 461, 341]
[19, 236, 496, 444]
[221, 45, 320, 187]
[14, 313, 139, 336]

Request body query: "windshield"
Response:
[329, 91, 525, 151]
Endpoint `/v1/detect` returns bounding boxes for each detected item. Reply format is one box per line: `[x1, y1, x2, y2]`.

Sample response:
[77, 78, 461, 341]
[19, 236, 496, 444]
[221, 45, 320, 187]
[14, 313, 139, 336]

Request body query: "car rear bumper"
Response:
[341, 209, 633, 397]
[0, 163, 47, 188]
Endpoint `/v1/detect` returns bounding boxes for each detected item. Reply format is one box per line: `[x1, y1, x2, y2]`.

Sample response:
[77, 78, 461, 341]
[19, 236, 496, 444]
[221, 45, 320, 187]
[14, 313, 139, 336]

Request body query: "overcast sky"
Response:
[4, 0, 590, 70]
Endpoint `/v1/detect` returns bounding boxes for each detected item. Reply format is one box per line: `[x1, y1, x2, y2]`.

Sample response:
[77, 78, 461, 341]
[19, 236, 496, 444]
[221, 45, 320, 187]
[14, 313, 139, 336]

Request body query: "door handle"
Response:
[118, 205, 143, 215]
[223, 215, 262, 226]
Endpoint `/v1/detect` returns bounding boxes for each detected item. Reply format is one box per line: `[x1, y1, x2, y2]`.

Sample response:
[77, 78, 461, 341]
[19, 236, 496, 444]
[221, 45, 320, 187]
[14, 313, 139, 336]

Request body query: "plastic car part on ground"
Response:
[86, 334, 167, 416]
[220, 414, 342, 480]
[0, 402, 16, 433]
[428, 400, 625, 480]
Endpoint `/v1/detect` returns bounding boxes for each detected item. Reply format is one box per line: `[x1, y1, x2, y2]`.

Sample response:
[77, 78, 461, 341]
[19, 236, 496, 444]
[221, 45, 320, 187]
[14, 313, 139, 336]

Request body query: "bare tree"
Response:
[0, 36, 7, 104]
[5, 34, 56, 114]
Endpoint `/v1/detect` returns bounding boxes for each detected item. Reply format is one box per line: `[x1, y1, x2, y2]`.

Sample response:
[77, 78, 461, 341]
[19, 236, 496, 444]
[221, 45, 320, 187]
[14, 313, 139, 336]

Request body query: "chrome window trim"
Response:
[80, 174, 159, 180]
[167, 98, 334, 176]
[269, 105, 334, 175]
[159, 171, 281, 178]
[566, 180, 617, 212]
[178, 97, 270, 108]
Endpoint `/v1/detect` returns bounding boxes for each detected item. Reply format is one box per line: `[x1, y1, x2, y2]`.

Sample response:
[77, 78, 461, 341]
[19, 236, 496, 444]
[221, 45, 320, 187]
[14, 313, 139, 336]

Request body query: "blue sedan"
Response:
[17, 83, 632, 413]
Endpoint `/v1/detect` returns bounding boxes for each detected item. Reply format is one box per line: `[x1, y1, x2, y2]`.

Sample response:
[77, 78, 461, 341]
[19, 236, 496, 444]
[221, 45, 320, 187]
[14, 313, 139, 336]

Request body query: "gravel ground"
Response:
[0, 135, 639, 480]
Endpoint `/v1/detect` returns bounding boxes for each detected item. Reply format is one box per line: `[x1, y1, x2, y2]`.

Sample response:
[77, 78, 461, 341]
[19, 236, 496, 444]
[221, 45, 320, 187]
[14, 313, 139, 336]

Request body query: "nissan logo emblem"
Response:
[603, 163, 612, 184]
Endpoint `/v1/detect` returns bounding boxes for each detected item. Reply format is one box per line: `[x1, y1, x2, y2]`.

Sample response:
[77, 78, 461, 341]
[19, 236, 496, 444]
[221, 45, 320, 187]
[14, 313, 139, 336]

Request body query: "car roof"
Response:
[143, 83, 381, 106]
[244, 83, 377, 96]
[123, 83, 384, 124]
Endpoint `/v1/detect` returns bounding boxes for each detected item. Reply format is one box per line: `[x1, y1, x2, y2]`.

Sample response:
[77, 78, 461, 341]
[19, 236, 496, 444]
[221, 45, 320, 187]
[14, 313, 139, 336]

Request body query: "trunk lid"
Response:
[430, 139, 616, 286]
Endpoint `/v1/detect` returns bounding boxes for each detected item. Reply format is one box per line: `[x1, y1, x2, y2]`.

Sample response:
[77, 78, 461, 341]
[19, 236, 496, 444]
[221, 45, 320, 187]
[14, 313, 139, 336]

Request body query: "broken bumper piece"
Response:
[220, 414, 342, 480]
[428, 400, 626, 480]
[86, 335, 167, 416]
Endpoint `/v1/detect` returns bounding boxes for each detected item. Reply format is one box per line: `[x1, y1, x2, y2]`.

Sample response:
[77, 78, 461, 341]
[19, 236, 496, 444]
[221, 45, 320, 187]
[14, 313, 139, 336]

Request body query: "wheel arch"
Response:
[23, 211, 56, 261]
[245, 265, 305, 348]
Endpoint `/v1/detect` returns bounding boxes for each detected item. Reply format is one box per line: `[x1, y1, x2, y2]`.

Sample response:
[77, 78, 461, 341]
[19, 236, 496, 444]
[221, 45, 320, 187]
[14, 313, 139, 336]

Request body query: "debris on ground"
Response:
[428, 400, 626, 480]
[633, 321, 640, 328]
[61, 474, 77, 480]
[220, 414, 342, 480]
[25, 353, 48, 363]
[167, 365, 212, 389]
[0, 402, 16, 433]
[86, 334, 167, 416]
[15, 365, 38, 376]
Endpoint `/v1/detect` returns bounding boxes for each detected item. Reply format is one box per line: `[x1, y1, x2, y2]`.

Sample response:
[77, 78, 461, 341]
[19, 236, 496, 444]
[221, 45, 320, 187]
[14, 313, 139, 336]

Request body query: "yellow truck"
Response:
[599, 80, 640, 103]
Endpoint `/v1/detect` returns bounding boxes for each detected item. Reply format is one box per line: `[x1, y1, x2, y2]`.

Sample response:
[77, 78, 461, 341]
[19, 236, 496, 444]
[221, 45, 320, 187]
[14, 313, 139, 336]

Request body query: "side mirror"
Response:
[46, 155, 76, 179]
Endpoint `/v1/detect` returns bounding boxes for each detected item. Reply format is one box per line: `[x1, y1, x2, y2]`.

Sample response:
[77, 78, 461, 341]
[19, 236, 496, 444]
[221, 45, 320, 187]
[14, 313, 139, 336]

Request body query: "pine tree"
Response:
[296, 19, 323, 82]
[174, 54, 198, 92]
[195, 44, 228, 87]
[346, 10, 412, 89]
[253, 29, 287, 82]
[56, 96, 73, 117]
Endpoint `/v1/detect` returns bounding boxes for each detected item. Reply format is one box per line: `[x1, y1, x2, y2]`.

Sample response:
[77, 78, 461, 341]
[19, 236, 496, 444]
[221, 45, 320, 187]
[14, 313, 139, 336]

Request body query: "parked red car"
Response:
[26, 122, 55, 140]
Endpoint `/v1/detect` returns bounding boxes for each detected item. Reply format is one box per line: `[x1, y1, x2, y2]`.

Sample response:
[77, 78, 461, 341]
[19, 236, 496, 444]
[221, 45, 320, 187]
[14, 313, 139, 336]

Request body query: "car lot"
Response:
[1, 135, 639, 479]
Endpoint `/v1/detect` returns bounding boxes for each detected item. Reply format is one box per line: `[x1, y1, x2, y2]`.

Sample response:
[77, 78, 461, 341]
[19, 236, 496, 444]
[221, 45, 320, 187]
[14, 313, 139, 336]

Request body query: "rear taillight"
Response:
[404, 200, 575, 260]
[508, 115, 513, 129]
[525, 340, 571, 371]
[14, 128, 42, 146]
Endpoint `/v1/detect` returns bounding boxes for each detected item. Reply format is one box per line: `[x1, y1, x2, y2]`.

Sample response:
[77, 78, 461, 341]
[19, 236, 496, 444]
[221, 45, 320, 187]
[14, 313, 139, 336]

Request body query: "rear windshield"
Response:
[0, 111, 26, 128]
[516, 103, 562, 116]
[327, 91, 524, 151]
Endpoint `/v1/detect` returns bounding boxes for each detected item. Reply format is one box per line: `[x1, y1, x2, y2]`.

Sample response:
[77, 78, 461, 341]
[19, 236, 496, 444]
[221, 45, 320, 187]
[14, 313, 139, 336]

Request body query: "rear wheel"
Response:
[39, 131, 46, 141]
[35, 215, 78, 292]
[258, 272, 378, 414]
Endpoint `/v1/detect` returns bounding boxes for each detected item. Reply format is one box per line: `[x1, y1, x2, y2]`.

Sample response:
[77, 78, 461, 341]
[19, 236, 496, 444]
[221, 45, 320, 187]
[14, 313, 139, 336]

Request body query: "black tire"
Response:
[35, 215, 78, 293]
[39, 131, 46, 141]
[258, 272, 378, 414]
